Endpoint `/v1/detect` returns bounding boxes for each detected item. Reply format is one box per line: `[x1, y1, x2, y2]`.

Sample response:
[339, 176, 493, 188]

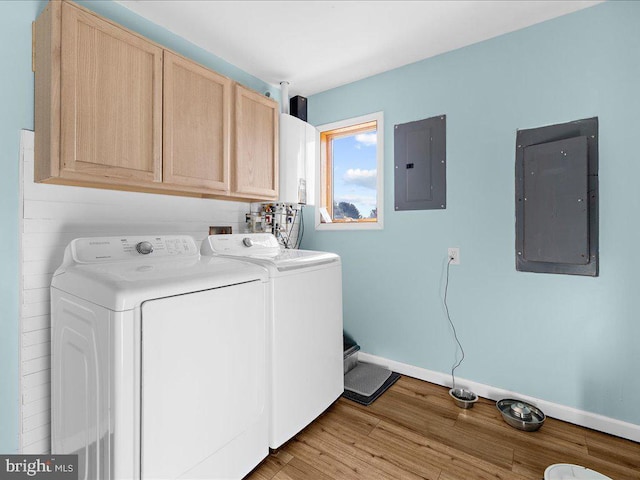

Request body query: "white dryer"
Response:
[51, 235, 269, 480]
[201, 233, 343, 449]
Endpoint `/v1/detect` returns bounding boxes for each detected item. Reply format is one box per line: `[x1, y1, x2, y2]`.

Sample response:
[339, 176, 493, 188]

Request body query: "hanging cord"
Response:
[276, 205, 297, 249]
[286, 209, 298, 249]
[278, 225, 291, 249]
[444, 256, 465, 391]
[280, 206, 304, 249]
[295, 207, 305, 249]
[275, 215, 291, 248]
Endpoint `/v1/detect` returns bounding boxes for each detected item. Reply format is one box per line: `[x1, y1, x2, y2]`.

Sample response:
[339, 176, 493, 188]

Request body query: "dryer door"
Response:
[140, 280, 267, 479]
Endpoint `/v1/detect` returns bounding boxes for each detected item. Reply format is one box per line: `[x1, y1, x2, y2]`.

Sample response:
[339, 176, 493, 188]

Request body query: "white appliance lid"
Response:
[201, 233, 339, 271]
[52, 235, 267, 311]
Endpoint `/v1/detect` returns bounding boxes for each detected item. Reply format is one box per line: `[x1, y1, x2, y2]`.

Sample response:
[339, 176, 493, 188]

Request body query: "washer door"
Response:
[141, 281, 266, 479]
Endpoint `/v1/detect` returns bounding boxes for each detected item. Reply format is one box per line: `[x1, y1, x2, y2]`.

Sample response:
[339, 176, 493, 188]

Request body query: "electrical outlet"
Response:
[448, 247, 460, 265]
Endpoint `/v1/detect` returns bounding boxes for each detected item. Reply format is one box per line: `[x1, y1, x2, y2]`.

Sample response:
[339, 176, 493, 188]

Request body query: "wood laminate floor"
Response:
[247, 376, 640, 480]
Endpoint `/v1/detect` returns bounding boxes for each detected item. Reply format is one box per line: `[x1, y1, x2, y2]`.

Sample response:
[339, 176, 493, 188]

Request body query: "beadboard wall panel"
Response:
[18, 129, 250, 453]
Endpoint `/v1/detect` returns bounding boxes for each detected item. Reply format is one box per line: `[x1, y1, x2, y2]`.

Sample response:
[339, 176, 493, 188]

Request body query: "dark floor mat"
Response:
[343, 371, 401, 406]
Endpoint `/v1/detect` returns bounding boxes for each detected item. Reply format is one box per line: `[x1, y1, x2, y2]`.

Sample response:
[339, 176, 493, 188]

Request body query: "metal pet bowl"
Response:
[496, 398, 545, 431]
[449, 388, 478, 409]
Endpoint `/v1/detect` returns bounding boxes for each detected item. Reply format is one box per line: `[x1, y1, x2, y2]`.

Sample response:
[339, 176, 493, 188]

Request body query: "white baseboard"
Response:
[358, 352, 640, 443]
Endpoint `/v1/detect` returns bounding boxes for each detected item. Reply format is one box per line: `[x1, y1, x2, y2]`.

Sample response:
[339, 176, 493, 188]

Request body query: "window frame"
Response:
[315, 112, 384, 231]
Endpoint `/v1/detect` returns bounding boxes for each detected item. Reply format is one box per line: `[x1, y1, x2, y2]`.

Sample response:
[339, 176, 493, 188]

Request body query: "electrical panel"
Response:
[515, 117, 599, 276]
[394, 115, 446, 211]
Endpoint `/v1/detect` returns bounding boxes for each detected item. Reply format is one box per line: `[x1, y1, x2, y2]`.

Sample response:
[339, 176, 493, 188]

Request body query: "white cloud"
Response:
[343, 168, 377, 189]
[355, 133, 377, 147]
[336, 193, 376, 207]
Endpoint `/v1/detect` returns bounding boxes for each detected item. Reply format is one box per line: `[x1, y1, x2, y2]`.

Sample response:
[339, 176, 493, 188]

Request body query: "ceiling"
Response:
[117, 0, 603, 98]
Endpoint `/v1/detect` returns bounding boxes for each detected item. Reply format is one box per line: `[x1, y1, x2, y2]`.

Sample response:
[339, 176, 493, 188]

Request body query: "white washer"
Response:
[201, 233, 343, 449]
[51, 235, 269, 480]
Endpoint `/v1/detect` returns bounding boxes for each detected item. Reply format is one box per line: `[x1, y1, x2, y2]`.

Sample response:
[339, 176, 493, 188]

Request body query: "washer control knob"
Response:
[242, 237, 254, 247]
[136, 241, 154, 255]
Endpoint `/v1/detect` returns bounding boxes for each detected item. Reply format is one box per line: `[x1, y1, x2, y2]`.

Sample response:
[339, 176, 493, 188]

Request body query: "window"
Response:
[316, 112, 384, 230]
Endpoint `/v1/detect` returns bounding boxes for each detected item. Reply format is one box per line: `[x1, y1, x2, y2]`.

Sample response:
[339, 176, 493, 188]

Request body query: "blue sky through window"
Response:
[332, 130, 377, 219]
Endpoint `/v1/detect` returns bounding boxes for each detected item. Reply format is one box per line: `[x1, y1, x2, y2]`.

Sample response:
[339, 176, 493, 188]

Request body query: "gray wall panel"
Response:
[515, 117, 598, 276]
[394, 115, 446, 211]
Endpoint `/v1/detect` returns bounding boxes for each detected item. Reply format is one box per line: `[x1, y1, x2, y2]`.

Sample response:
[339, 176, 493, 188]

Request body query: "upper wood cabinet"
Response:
[35, 0, 278, 200]
[163, 51, 231, 194]
[35, 1, 163, 186]
[233, 85, 279, 200]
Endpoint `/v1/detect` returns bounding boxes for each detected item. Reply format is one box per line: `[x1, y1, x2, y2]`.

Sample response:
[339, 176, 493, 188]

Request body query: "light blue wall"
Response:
[0, 0, 277, 453]
[305, 1, 640, 426]
[0, 0, 41, 454]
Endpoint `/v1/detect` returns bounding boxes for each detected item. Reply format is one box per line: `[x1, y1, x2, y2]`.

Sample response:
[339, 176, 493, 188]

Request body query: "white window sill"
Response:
[315, 221, 383, 231]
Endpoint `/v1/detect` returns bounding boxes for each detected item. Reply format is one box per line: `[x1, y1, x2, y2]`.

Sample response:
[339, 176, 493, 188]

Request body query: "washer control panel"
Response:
[71, 235, 199, 263]
[203, 233, 280, 257]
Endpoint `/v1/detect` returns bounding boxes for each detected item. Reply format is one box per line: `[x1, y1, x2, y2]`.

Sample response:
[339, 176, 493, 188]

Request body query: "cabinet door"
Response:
[163, 51, 231, 193]
[60, 2, 162, 184]
[233, 85, 279, 199]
